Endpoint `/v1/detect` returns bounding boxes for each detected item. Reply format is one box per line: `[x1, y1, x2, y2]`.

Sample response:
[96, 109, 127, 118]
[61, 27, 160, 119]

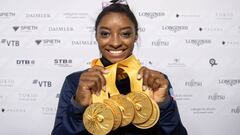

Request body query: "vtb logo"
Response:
[32, 80, 52, 87]
[1, 39, 20, 47]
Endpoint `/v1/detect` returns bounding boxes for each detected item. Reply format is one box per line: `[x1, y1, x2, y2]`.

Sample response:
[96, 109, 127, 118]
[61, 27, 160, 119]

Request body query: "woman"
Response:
[52, 0, 187, 134]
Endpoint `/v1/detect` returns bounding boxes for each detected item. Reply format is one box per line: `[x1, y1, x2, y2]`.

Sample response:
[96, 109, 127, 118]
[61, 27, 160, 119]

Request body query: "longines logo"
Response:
[231, 106, 240, 114]
[208, 93, 225, 101]
[26, 13, 51, 18]
[185, 79, 202, 87]
[0, 12, 15, 18]
[16, 60, 35, 66]
[35, 39, 61, 46]
[168, 58, 186, 67]
[222, 40, 240, 46]
[185, 39, 212, 46]
[162, 25, 188, 33]
[0, 79, 14, 87]
[54, 59, 73, 67]
[72, 40, 97, 46]
[152, 39, 169, 46]
[199, 27, 223, 32]
[48, 26, 74, 32]
[1, 39, 20, 47]
[42, 107, 57, 115]
[1, 108, 26, 113]
[32, 80, 52, 87]
[215, 12, 234, 20]
[219, 79, 240, 86]
[63, 12, 88, 19]
[12, 25, 38, 32]
[18, 92, 38, 101]
[138, 12, 165, 19]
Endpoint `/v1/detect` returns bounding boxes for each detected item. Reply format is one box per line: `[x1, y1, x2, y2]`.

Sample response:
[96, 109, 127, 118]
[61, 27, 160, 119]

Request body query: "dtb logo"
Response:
[32, 80, 52, 87]
[1, 39, 20, 47]
[16, 60, 35, 65]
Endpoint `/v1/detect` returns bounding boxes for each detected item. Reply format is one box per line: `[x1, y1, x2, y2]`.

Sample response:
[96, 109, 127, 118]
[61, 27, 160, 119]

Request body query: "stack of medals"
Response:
[83, 55, 160, 135]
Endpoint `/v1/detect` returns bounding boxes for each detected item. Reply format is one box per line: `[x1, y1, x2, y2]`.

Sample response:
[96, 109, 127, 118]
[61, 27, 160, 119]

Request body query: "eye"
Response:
[121, 31, 132, 38]
[99, 31, 110, 38]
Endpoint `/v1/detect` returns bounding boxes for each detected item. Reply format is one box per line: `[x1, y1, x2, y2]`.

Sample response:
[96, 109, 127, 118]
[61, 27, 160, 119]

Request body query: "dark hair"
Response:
[95, 0, 138, 34]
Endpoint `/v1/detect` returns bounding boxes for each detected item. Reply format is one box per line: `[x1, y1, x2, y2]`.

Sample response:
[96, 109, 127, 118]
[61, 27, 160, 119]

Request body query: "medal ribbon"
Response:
[91, 55, 143, 103]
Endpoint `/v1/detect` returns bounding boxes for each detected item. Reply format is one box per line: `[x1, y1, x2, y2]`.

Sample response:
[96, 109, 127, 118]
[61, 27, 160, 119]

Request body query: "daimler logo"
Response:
[186, 39, 211, 46]
[35, 39, 61, 46]
[1, 39, 20, 47]
[152, 39, 169, 46]
[219, 79, 240, 86]
[54, 59, 73, 67]
[231, 106, 240, 114]
[72, 40, 97, 46]
[26, 13, 51, 18]
[139, 12, 165, 19]
[185, 79, 202, 87]
[0, 12, 15, 18]
[208, 93, 225, 101]
[48, 26, 74, 32]
[162, 25, 188, 33]
[12, 25, 38, 32]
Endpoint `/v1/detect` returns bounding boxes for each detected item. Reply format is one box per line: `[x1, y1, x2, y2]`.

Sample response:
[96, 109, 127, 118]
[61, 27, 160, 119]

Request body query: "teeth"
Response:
[109, 50, 123, 54]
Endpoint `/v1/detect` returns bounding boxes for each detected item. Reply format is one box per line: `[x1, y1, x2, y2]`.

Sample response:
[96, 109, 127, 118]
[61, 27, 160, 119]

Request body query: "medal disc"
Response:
[83, 103, 114, 135]
[104, 99, 122, 130]
[127, 91, 153, 124]
[134, 99, 160, 129]
[111, 94, 135, 127]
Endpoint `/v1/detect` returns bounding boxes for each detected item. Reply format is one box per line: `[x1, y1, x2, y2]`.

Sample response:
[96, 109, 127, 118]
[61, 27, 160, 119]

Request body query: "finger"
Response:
[84, 69, 106, 91]
[152, 78, 161, 90]
[137, 66, 146, 80]
[91, 65, 109, 74]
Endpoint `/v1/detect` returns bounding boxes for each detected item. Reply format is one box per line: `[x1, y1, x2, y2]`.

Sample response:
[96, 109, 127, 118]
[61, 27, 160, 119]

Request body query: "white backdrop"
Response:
[0, 0, 240, 135]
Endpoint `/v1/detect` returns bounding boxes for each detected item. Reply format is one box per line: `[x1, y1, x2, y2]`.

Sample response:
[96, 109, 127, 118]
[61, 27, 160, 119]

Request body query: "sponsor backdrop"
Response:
[0, 0, 240, 134]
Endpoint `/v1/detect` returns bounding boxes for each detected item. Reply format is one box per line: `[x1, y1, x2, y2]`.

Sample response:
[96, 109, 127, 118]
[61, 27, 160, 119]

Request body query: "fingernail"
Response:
[137, 74, 142, 80]
[96, 92, 100, 96]
[102, 86, 106, 92]
[104, 69, 110, 74]
[142, 85, 147, 91]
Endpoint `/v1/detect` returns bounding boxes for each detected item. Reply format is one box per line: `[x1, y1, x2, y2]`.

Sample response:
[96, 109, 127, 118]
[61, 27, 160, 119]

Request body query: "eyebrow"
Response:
[99, 26, 133, 31]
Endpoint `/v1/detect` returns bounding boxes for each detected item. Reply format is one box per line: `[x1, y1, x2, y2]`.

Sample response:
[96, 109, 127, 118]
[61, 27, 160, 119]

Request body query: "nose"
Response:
[109, 34, 122, 48]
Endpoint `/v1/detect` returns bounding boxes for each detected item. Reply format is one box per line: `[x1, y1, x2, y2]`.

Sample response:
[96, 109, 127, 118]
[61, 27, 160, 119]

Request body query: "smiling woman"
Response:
[51, 0, 187, 135]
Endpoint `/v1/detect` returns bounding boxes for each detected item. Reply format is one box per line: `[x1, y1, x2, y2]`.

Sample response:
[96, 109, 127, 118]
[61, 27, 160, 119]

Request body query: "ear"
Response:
[134, 34, 138, 42]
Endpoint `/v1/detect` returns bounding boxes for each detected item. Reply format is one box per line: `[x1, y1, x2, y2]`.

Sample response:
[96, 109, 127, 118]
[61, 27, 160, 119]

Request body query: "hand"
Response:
[138, 66, 169, 103]
[75, 66, 109, 106]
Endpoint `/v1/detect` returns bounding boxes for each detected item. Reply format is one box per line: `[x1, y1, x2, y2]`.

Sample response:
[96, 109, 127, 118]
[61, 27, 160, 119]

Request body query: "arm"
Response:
[157, 78, 188, 135]
[51, 72, 90, 135]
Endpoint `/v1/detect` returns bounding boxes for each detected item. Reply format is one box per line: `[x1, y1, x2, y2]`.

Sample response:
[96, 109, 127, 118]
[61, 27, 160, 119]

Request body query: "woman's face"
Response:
[96, 12, 138, 63]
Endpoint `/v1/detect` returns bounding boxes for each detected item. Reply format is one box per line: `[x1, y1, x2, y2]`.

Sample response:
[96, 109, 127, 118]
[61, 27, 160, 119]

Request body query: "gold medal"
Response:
[127, 91, 153, 124]
[134, 99, 160, 129]
[83, 103, 114, 135]
[111, 94, 135, 127]
[103, 99, 122, 131]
